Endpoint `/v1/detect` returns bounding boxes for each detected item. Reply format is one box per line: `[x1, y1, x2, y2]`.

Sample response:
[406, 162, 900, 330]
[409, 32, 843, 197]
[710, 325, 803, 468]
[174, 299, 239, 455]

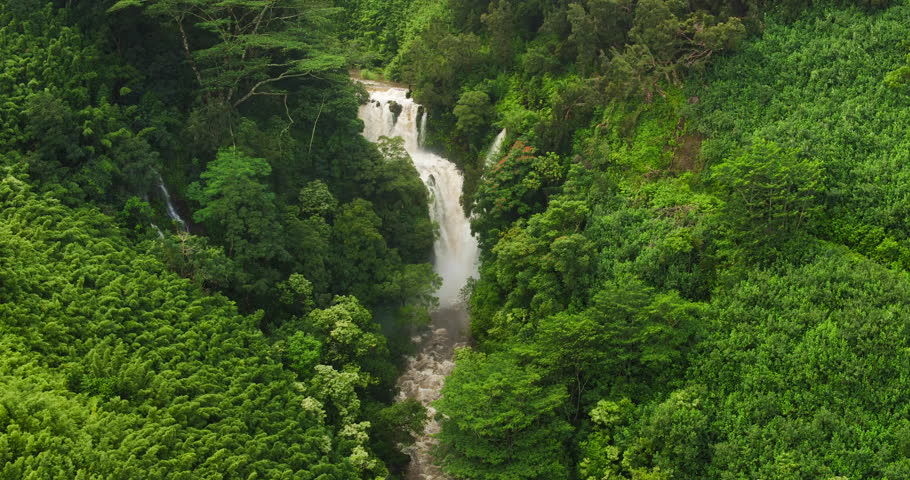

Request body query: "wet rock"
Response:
[388, 100, 403, 124]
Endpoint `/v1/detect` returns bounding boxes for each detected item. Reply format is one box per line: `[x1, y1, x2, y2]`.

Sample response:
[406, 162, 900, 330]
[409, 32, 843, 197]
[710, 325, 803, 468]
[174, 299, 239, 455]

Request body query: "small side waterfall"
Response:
[154, 172, 188, 232]
[358, 80, 480, 480]
[485, 128, 508, 166]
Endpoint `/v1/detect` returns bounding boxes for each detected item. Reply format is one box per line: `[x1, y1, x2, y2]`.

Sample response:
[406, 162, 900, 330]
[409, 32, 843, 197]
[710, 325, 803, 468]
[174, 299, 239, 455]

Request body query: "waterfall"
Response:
[485, 128, 508, 166]
[154, 172, 188, 232]
[358, 80, 479, 480]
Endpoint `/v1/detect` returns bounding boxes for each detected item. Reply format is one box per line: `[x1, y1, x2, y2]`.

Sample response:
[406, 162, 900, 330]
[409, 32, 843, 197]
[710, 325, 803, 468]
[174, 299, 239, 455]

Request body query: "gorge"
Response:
[358, 80, 479, 479]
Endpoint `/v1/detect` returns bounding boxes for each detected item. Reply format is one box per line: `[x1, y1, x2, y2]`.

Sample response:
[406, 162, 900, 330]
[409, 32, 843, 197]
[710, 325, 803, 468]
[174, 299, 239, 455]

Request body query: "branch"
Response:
[240, 1, 275, 54]
[176, 16, 205, 89]
[308, 96, 326, 157]
[232, 69, 311, 107]
[250, 2, 276, 37]
[684, 48, 713, 66]
[272, 13, 308, 21]
[280, 94, 294, 139]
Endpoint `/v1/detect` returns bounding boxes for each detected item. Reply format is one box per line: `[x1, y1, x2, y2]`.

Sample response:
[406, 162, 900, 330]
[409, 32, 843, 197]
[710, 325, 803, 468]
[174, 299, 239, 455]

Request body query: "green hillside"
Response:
[4, 0, 910, 478]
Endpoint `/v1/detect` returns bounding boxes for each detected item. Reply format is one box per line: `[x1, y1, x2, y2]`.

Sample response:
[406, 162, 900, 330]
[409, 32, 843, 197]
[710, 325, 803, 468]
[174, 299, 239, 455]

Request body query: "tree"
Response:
[579, 388, 710, 480]
[625, 387, 711, 478]
[364, 136, 435, 263]
[454, 90, 494, 140]
[481, 0, 516, 65]
[578, 398, 638, 480]
[285, 330, 322, 377]
[188, 147, 287, 298]
[519, 278, 700, 411]
[0, 176, 372, 478]
[711, 138, 824, 259]
[284, 182, 337, 304]
[434, 349, 572, 480]
[304, 295, 389, 372]
[604, 0, 745, 98]
[0, 5, 160, 207]
[299, 179, 338, 218]
[108, 0, 345, 111]
[689, 252, 910, 478]
[158, 231, 237, 290]
[399, 24, 486, 110]
[472, 140, 571, 251]
[448, 0, 491, 31]
[567, 0, 633, 74]
[365, 399, 428, 475]
[328, 198, 396, 304]
[885, 50, 910, 92]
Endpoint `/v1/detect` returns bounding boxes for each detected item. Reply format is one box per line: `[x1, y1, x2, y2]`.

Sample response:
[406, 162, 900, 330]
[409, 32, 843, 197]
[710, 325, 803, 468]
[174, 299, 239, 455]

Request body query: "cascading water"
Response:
[358, 80, 480, 480]
[154, 172, 188, 232]
[485, 128, 508, 166]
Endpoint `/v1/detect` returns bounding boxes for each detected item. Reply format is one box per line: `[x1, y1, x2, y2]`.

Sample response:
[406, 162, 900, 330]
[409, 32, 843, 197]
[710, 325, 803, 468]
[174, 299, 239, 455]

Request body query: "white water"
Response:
[150, 223, 165, 239]
[358, 81, 479, 479]
[359, 82, 479, 309]
[485, 128, 508, 166]
[155, 172, 188, 232]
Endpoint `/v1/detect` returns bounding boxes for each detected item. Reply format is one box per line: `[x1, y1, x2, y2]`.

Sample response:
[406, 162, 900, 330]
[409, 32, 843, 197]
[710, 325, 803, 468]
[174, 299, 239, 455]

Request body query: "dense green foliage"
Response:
[0, 179, 386, 478]
[7, 0, 910, 478]
[690, 3, 910, 269]
[380, 0, 756, 199]
[434, 350, 572, 480]
[0, 0, 440, 477]
[333, 0, 910, 478]
[0, 3, 161, 207]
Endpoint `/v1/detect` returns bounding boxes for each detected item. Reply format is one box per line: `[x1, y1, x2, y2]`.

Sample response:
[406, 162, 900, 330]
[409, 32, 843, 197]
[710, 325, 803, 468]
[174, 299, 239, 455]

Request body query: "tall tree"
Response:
[434, 350, 572, 480]
[108, 0, 346, 118]
[711, 139, 824, 259]
[188, 147, 287, 297]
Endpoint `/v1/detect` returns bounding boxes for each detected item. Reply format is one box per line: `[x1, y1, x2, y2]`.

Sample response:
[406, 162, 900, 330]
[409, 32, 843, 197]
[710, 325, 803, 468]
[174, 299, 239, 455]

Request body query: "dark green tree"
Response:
[188, 147, 288, 298]
[434, 349, 572, 480]
[481, 0, 516, 65]
[365, 399, 428, 475]
[328, 198, 396, 304]
[454, 91, 494, 140]
[109, 0, 345, 112]
[364, 136, 435, 263]
[712, 139, 824, 259]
